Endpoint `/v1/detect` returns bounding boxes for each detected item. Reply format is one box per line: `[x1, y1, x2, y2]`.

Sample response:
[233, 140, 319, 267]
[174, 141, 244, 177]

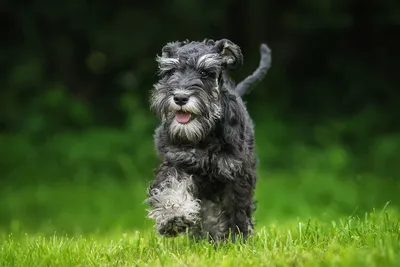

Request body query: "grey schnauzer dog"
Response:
[147, 38, 271, 243]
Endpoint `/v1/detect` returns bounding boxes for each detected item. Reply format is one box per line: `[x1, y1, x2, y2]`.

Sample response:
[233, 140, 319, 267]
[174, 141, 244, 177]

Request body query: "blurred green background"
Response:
[1, 0, 400, 236]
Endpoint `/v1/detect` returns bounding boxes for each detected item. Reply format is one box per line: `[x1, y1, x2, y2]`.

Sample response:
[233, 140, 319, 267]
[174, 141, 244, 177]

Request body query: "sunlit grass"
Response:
[2, 160, 400, 266]
[1, 208, 399, 266]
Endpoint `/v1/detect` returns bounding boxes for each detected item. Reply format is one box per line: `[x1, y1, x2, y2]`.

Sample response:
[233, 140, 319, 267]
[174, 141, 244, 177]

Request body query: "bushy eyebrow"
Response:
[196, 54, 220, 69]
[156, 56, 180, 72]
[156, 53, 221, 76]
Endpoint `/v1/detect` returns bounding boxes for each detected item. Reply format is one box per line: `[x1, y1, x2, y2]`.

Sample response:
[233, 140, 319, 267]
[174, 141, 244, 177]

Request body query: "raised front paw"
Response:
[166, 150, 193, 162]
[165, 149, 205, 169]
[158, 216, 195, 237]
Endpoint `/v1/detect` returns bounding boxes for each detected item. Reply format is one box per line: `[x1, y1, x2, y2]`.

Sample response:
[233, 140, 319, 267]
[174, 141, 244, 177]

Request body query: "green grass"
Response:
[1, 208, 400, 266]
[1, 171, 400, 266]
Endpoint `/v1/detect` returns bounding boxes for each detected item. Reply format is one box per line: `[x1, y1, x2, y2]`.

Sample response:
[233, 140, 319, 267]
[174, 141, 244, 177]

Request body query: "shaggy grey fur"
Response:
[147, 38, 271, 243]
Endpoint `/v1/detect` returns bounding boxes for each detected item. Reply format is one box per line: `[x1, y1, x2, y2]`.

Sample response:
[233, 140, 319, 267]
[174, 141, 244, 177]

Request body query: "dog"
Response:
[146, 38, 271, 243]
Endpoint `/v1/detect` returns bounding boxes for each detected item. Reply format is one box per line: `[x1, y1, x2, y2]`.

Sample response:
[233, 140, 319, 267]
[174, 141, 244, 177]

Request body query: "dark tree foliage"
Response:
[1, 0, 400, 146]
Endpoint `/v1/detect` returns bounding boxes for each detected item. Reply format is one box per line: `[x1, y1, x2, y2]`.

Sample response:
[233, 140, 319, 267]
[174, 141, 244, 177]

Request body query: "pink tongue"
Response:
[175, 112, 191, 123]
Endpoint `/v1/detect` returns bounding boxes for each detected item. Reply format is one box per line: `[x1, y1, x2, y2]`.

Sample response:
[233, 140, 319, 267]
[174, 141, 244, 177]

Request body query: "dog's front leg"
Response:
[147, 162, 201, 237]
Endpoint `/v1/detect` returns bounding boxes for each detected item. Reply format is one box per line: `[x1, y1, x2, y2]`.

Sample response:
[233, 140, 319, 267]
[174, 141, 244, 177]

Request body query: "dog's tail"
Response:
[235, 43, 272, 97]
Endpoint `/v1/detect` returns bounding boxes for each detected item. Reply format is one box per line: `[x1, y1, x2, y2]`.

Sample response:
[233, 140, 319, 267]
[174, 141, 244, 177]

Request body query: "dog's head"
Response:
[150, 39, 243, 143]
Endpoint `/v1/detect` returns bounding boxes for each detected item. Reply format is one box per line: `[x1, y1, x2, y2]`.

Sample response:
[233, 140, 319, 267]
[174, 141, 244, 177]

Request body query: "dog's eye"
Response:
[200, 70, 216, 79]
[200, 71, 208, 77]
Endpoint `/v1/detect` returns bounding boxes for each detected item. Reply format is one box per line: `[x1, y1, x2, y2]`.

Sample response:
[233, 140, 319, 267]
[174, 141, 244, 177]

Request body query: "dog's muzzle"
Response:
[170, 89, 203, 124]
[173, 93, 192, 124]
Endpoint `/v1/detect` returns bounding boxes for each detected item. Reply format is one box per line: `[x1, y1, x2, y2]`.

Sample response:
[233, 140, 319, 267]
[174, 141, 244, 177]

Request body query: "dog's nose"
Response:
[173, 94, 189, 106]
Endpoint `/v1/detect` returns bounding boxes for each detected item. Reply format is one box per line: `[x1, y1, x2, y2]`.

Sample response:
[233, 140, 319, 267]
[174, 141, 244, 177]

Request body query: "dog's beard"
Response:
[151, 80, 222, 143]
[169, 118, 205, 143]
[163, 94, 221, 143]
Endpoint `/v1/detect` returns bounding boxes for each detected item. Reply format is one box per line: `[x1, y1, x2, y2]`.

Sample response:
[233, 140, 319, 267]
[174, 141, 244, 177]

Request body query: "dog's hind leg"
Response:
[220, 179, 256, 243]
[197, 200, 229, 243]
[147, 163, 201, 237]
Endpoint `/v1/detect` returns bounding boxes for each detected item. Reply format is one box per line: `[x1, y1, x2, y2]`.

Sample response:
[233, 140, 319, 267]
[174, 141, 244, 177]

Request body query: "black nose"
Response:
[173, 94, 189, 106]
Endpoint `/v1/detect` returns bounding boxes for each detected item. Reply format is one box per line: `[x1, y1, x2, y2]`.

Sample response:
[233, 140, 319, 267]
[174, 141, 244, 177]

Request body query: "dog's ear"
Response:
[214, 39, 243, 71]
[220, 90, 245, 149]
[157, 41, 187, 72]
[160, 40, 189, 58]
[160, 41, 181, 58]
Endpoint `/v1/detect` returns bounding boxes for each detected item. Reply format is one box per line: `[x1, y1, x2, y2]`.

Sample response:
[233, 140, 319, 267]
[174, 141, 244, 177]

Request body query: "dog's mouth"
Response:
[175, 111, 192, 124]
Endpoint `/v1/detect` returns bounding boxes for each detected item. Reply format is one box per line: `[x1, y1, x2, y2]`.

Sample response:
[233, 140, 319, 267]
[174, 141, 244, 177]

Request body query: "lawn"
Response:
[1, 171, 400, 266]
[1, 209, 400, 266]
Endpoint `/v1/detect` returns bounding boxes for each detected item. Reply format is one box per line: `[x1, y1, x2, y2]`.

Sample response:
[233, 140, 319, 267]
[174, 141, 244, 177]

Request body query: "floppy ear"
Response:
[220, 90, 245, 150]
[156, 40, 187, 73]
[160, 40, 186, 58]
[214, 39, 243, 71]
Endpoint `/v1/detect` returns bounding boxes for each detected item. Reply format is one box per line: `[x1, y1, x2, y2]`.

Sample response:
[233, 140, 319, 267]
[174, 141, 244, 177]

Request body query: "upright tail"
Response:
[235, 43, 272, 97]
